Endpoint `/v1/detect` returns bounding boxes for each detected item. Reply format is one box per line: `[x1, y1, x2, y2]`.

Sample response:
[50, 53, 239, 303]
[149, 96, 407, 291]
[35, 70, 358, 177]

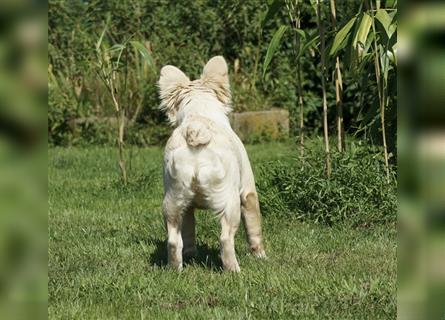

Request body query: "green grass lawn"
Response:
[48, 143, 396, 319]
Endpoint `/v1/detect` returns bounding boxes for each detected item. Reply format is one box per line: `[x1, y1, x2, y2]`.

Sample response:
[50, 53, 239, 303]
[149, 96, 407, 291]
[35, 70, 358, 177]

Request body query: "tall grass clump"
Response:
[256, 142, 396, 226]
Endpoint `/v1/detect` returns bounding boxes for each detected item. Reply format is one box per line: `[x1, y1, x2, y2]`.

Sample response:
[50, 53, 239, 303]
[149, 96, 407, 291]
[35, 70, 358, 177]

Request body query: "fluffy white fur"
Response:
[159, 56, 266, 272]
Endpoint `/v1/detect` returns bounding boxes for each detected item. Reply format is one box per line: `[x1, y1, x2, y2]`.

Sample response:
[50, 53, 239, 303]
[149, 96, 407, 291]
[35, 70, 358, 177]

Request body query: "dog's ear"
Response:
[159, 65, 189, 96]
[201, 56, 231, 107]
[158, 65, 190, 124]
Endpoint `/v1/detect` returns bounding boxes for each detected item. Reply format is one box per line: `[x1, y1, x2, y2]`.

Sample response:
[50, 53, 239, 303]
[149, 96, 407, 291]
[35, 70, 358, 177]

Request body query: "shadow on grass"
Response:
[149, 238, 222, 271]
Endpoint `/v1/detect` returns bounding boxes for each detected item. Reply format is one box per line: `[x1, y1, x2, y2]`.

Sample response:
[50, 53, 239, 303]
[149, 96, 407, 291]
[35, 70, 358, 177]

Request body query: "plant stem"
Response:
[335, 57, 345, 152]
[330, 0, 345, 152]
[287, 0, 305, 156]
[317, 0, 331, 178]
[252, 38, 262, 92]
[108, 71, 128, 185]
[369, 0, 390, 182]
[297, 63, 305, 157]
[296, 4, 305, 157]
[118, 107, 127, 185]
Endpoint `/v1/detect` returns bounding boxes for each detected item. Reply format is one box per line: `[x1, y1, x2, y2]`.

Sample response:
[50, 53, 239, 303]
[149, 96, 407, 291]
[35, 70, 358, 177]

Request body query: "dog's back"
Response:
[164, 119, 241, 214]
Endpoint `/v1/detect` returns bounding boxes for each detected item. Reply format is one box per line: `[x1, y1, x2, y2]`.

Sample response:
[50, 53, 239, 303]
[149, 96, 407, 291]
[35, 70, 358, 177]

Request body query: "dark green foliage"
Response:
[48, 0, 395, 147]
[256, 140, 396, 226]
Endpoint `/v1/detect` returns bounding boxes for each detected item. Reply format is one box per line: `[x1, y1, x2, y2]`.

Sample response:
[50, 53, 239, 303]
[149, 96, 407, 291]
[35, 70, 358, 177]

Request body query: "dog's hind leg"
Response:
[163, 199, 184, 271]
[241, 191, 266, 258]
[182, 206, 196, 258]
[219, 198, 241, 272]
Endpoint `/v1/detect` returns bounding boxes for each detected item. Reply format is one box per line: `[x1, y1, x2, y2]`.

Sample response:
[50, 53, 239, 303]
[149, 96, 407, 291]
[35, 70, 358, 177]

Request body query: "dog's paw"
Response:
[224, 262, 241, 273]
[250, 245, 267, 259]
[168, 263, 183, 272]
[232, 264, 241, 273]
[253, 249, 267, 259]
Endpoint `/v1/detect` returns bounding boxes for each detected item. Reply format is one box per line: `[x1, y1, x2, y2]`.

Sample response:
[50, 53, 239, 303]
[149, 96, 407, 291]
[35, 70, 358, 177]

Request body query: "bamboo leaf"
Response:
[294, 28, 306, 53]
[386, 0, 397, 8]
[108, 44, 126, 53]
[361, 30, 374, 58]
[389, 42, 397, 66]
[309, 0, 318, 16]
[380, 45, 390, 85]
[296, 32, 319, 60]
[294, 28, 306, 40]
[353, 13, 372, 53]
[263, 25, 288, 77]
[96, 14, 111, 52]
[115, 45, 126, 68]
[130, 41, 157, 74]
[329, 16, 357, 56]
[96, 28, 106, 52]
[375, 9, 396, 38]
[262, 0, 285, 29]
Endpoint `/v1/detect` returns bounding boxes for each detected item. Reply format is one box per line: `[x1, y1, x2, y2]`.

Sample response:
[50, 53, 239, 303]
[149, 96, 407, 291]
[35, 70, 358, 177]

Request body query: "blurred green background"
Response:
[0, 0, 444, 319]
[0, 0, 47, 319]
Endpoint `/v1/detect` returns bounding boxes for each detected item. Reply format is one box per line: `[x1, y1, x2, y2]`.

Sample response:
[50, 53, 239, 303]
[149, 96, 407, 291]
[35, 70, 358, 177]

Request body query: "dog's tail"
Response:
[184, 120, 212, 147]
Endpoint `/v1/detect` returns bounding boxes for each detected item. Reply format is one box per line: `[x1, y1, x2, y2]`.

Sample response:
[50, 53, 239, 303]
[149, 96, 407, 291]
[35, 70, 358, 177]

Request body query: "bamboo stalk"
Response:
[296, 5, 305, 157]
[369, 0, 390, 182]
[317, 0, 331, 178]
[335, 57, 345, 151]
[297, 63, 305, 157]
[96, 39, 129, 185]
[118, 107, 127, 184]
[286, 0, 305, 156]
[330, 0, 345, 152]
[108, 71, 128, 185]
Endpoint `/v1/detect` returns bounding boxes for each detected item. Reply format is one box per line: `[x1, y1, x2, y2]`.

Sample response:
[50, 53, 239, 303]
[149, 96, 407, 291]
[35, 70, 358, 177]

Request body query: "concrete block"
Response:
[229, 108, 289, 142]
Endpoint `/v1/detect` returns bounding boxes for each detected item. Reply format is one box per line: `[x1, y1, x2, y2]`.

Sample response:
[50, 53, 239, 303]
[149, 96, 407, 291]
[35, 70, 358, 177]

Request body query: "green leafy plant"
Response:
[329, 0, 397, 180]
[262, 0, 397, 179]
[263, 0, 320, 156]
[95, 16, 156, 183]
[48, 0, 396, 154]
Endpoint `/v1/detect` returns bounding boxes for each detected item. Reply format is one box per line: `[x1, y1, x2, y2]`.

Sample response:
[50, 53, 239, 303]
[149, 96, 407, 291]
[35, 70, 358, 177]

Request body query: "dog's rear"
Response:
[159, 56, 265, 272]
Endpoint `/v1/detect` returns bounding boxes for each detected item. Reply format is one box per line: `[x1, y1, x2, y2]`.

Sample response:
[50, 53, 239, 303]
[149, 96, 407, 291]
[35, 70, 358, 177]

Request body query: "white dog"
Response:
[158, 56, 266, 272]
